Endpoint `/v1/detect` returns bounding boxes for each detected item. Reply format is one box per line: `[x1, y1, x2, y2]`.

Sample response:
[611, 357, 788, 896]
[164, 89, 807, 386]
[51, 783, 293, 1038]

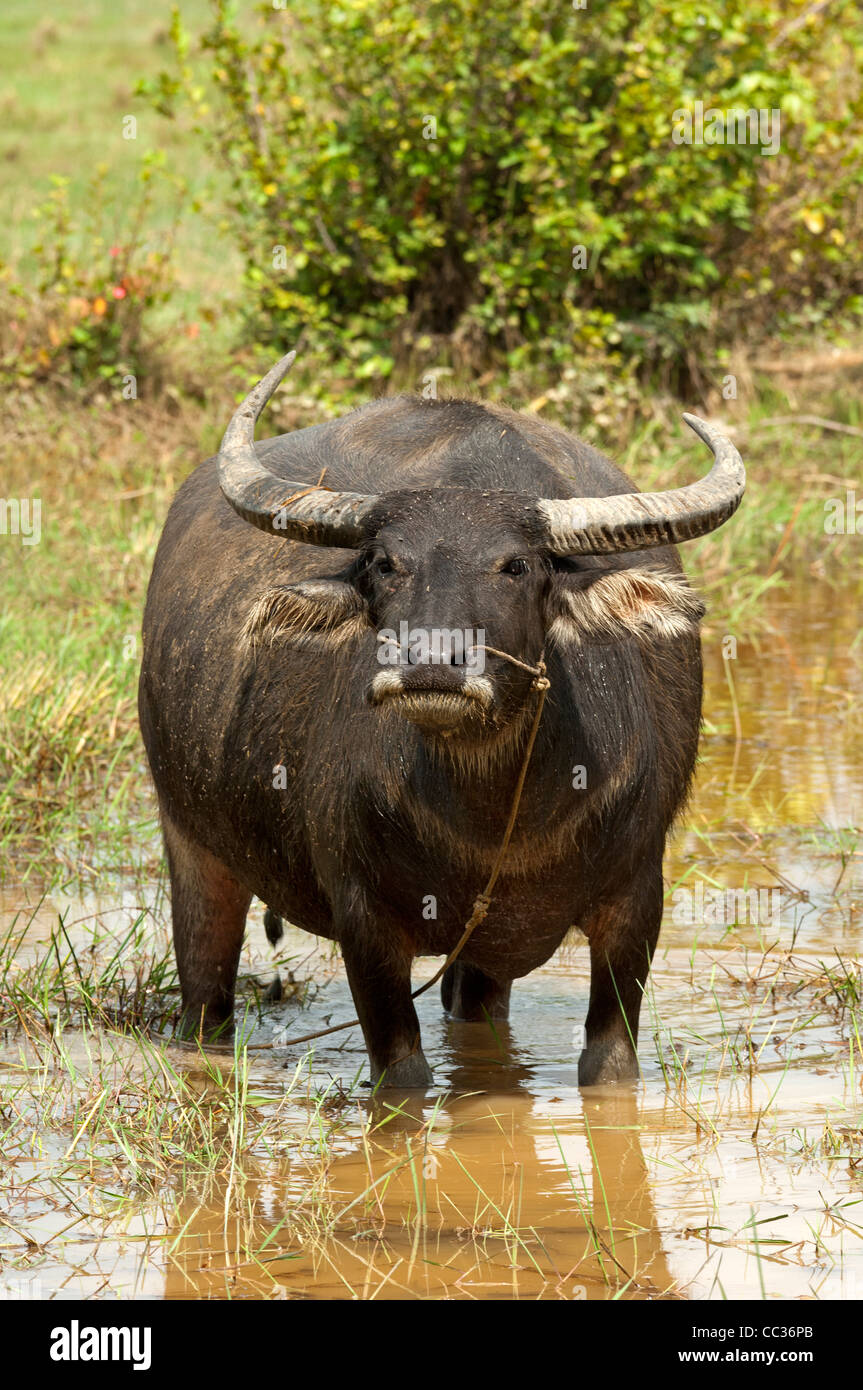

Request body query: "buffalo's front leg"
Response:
[340, 931, 433, 1088]
[579, 869, 663, 1086]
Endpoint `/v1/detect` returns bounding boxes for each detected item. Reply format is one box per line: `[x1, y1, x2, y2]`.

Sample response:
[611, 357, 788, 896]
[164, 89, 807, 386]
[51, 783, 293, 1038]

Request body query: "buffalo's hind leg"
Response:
[578, 865, 663, 1086]
[441, 962, 512, 1022]
[162, 812, 251, 1043]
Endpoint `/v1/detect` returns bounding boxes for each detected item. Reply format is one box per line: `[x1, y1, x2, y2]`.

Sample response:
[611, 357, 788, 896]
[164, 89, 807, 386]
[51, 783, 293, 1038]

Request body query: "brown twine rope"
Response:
[171, 645, 550, 1057]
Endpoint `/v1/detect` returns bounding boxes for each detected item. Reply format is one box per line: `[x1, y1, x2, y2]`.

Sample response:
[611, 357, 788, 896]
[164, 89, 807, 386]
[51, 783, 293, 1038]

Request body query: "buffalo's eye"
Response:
[501, 557, 530, 576]
[375, 556, 395, 577]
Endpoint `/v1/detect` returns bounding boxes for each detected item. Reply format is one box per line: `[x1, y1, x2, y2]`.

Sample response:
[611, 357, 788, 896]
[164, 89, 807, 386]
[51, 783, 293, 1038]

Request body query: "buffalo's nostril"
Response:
[407, 639, 457, 665]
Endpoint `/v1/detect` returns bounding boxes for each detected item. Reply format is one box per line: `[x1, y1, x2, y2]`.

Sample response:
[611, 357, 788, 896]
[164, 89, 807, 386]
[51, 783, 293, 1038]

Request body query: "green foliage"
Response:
[0, 161, 175, 389]
[141, 0, 863, 376]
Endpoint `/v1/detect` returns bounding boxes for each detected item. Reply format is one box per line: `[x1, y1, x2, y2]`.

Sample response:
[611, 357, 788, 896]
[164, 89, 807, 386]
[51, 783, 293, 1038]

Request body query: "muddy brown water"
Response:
[1, 580, 861, 1299]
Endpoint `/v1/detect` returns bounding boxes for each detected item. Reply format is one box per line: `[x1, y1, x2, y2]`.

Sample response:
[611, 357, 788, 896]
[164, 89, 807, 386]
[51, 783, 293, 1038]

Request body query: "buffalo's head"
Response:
[227, 352, 742, 741]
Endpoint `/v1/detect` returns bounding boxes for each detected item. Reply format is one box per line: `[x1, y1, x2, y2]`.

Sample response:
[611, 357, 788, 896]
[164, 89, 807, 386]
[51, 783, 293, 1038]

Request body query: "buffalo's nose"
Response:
[404, 629, 476, 665]
[400, 664, 466, 692]
[407, 645, 457, 665]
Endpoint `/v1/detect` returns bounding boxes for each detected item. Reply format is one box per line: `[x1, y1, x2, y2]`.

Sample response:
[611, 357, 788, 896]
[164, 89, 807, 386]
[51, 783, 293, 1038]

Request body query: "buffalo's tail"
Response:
[264, 907, 285, 947]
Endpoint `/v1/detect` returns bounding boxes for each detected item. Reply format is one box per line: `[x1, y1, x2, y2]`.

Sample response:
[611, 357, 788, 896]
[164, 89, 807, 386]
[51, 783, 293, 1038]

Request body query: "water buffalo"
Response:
[139, 352, 744, 1087]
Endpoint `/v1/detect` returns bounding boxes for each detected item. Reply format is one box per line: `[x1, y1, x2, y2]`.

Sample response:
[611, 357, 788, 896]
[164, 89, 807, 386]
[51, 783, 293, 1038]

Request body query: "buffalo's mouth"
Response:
[368, 669, 494, 733]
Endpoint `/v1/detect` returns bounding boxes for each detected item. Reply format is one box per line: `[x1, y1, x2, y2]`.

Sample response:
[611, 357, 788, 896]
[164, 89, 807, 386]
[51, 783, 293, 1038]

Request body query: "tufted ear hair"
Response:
[241, 579, 370, 651]
[546, 567, 705, 646]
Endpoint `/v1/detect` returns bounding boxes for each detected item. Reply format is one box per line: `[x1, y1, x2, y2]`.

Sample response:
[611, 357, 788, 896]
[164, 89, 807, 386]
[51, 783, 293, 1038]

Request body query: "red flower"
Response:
[111, 285, 127, 300]
[109, 245, 122, 258]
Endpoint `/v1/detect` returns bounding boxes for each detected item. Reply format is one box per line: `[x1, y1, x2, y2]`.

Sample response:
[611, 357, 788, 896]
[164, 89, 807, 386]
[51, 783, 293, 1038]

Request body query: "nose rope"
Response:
[473, 643, 550, 679]
[179, 644, 550, 1057]
[410, 645, 548, 1005]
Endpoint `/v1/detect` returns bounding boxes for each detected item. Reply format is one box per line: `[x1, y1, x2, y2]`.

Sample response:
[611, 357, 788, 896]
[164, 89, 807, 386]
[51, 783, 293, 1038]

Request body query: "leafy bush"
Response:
[143, 0, 863, 378]
[0, 162, 175, 391]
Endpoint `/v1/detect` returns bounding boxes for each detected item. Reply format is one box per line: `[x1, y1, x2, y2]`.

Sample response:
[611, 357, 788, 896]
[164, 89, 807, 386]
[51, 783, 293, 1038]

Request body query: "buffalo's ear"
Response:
[242, 580, 370, 650]
[547, 567, 705, 645]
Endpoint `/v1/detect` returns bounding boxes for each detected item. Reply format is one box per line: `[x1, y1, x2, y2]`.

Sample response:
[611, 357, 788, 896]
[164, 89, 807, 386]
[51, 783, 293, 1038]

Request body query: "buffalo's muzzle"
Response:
[368, 668, 494, 733]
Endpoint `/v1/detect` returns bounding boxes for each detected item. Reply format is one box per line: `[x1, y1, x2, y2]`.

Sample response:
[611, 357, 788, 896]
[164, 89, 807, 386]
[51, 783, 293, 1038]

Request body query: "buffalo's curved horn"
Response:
[536, 414, 745, 555]
[218, 351, 379, 546]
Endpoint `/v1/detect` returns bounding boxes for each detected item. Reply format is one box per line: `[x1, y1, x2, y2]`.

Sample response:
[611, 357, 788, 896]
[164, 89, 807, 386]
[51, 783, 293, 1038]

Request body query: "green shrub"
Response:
[142, 0, 863, 378]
